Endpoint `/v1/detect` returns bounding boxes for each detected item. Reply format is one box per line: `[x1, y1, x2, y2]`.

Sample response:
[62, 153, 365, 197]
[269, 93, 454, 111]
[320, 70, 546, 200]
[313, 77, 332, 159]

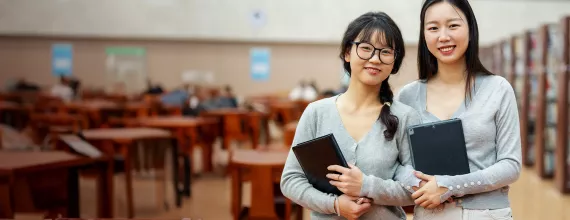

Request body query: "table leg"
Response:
[183, 129, 193, 196]
[170, 138, 182, 207]
[183, 155, 191, 197]
[0, 176, 13, 218]
[121, 143, 135, 218]
[263, 118, 271, 144]
[66, 167, 80, 218]
[249, 166, 278, 219]
[231, 166, 241, 220]
[97, 159, 114, 217]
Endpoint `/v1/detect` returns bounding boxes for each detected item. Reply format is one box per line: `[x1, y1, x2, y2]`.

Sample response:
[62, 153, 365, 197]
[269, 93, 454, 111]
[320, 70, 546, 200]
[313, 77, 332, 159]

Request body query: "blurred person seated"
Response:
[68, 76, 81, 98]
[309, 79, 319, 95]
[216, 85, 238, 108]
[12, 78, 40, 92]
[145, 79, 164, 95]
[182, 86, 217, 116]
[50, 76, 74, 102]
[160, 84, 191, 106]
[289, 80, 318, 101]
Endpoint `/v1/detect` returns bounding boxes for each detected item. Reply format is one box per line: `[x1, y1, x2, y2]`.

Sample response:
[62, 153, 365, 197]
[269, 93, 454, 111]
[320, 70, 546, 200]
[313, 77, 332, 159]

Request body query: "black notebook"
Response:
[292, 133, 348, 196]
[407, 118, 470, 176]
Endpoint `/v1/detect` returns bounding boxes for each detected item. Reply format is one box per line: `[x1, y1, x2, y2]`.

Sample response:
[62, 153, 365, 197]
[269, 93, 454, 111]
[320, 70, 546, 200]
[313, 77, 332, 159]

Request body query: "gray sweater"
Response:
[280, 96, 422, 220]
[396, 74, 522, 209]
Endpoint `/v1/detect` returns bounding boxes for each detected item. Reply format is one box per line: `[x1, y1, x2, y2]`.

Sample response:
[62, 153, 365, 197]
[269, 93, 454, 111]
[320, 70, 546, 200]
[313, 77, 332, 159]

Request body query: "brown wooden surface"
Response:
[0, 151, 111, 218]
[0, 151, 94, 173]
[82, 127, 171, 141]
[81, 127, 176, 217]
[138, 116, 218, 172]
[556, 16, 570, 194]
[230, 147, 289, 220]
[283, 121, 298, 147]
[138, 116, 218, 127]
[0, 172, 12, 218]
[202, 109, 266, 150]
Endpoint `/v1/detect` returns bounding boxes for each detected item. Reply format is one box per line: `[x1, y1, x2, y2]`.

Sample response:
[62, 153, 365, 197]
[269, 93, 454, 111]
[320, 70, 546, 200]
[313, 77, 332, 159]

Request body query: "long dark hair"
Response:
[418, 0, 493, 99]
[339, 12, 405, 141]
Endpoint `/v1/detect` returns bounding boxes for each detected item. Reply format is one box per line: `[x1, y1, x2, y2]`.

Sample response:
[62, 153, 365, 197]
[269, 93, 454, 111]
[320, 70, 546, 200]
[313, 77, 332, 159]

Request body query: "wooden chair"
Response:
[283, 121, 298, 147]
[28, 113, 88, 148]
[230, 146, 302, 220]
[220, 113, 251, 150]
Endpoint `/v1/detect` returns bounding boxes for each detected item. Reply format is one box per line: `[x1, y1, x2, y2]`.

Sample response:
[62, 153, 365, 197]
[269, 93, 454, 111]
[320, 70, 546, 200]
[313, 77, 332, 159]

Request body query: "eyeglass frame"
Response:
[350, 41, 397, 65]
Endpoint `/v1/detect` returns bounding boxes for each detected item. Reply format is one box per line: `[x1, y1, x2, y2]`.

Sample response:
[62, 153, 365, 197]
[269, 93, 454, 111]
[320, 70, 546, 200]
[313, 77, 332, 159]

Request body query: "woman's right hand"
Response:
[336, 194, 372, 220]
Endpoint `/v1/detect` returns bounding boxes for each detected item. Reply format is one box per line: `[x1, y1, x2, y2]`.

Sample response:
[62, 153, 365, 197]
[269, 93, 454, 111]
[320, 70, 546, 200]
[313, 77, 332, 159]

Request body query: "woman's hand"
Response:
[336, 194, 372, 220]
[327, 163, 364, 197]
[411, 171, 449, 209]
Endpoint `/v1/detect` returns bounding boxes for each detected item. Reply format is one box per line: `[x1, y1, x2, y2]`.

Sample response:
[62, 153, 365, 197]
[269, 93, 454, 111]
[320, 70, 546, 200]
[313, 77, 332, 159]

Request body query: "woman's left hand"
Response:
[327, 163, 364, 197]
[412, 172, 449, 209]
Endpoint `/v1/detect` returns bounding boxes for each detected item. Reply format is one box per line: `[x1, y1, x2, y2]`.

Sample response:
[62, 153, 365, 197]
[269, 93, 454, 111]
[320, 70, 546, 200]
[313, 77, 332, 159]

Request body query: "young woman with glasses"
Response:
[280, 12, 423, 220]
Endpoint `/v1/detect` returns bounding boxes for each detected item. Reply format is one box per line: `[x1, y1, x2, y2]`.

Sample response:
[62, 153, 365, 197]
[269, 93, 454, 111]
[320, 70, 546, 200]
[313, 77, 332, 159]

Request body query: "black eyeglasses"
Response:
[351, 41, 396, 65]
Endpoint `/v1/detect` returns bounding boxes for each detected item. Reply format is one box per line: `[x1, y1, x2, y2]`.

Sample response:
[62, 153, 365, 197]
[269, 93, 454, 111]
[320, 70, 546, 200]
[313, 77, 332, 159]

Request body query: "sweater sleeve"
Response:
[434, 80, 522, 201]
[280, 103, 337, 214]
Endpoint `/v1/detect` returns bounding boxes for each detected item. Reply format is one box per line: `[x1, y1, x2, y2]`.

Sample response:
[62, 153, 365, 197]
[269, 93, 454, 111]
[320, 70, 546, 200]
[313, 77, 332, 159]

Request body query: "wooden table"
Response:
[0, 151, 112, 218]
[65, 101, 123, 128]
[138, 116, 219, 173]
[81, 127, 181, 218]
[230, 146, 290, 220]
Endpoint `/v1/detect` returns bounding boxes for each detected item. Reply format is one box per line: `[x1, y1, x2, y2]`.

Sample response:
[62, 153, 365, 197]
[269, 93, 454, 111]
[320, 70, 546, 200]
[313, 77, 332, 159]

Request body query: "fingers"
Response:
[355, 197, 373, 205]
[426, 203, 440, 209]
[329, 180, 347, 189]
[419, 180, 427, 187]
[343, 195, 360, 201]
[414, 195, 428, 205]
[419, 199, 431, 208]
[327, 165, 351, 174]
[326, 173, 341, 181]
[354, 202, 371, 216]
[412, 189, 424, 199]
[414, 171, 433, 181]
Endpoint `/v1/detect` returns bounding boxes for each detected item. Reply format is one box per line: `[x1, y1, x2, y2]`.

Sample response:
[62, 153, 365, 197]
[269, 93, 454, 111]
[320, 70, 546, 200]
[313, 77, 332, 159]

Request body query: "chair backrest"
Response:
[224, 114, 246, 136]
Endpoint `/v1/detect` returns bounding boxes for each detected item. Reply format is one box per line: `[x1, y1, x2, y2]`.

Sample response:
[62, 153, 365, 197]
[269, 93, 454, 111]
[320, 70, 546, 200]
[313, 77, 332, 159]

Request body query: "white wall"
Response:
[1, 0, 570, 45]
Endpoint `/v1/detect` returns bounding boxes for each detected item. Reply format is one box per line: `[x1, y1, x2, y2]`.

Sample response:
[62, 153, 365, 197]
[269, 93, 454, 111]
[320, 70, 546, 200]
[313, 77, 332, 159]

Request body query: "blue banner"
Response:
[250, 47, 270, 81]
[52, 43, 73, 76]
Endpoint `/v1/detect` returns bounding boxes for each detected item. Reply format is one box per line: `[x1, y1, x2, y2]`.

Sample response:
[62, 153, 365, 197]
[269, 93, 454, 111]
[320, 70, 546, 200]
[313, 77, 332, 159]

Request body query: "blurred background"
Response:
[0, 0, 569, 219]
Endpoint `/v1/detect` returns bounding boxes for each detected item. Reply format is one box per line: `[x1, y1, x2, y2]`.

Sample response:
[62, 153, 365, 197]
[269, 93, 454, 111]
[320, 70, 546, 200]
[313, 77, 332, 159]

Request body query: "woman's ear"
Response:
[344, 50, 351, 62]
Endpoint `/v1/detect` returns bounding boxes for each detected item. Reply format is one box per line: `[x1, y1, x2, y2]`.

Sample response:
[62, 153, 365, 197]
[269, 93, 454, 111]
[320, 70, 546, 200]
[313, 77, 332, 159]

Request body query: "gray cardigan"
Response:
[280, 96, 421, 220]
[396, 74, 522, 209]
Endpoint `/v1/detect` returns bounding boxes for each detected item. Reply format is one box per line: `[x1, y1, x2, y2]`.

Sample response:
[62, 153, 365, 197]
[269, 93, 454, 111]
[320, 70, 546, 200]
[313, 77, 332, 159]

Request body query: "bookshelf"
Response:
[535, 25, 552, 178]
[520, 31, 534, 167]
[555, 16, 570, 194]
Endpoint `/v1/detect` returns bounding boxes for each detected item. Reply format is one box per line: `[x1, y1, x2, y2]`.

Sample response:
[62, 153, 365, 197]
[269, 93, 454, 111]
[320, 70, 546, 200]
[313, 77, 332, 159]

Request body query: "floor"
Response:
[68, 157, 570, 220]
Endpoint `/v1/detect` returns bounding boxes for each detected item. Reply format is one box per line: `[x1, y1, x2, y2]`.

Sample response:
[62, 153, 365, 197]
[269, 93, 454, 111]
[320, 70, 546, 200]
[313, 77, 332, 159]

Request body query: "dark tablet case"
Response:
[407, 118, 470, 176]
[292, 133, 348, 196]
